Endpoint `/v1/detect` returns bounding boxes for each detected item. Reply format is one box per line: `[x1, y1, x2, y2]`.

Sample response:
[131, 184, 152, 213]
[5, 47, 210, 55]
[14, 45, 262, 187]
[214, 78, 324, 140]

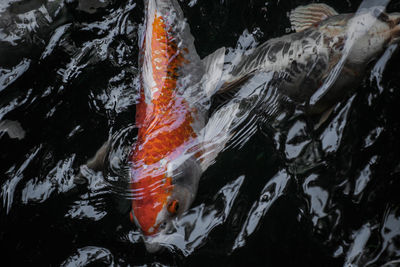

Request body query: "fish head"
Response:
[130, 155, 201, 237]
[346, 9, 400, 65]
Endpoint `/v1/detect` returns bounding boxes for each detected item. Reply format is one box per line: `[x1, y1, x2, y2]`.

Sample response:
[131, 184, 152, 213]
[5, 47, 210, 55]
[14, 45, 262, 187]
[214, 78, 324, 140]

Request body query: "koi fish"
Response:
[221, 3, 400, 115]
[129, 0, 226, 237]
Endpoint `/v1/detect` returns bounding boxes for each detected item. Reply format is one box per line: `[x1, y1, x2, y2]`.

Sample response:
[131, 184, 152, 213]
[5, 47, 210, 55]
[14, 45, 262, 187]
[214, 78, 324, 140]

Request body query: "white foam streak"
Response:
[370, 43, 398, 93]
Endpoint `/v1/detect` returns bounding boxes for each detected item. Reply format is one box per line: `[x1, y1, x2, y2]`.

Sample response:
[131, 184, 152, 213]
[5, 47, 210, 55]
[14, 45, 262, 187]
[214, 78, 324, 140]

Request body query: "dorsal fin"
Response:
[201, 47, 226, 98]
[290, 3, 338, 32]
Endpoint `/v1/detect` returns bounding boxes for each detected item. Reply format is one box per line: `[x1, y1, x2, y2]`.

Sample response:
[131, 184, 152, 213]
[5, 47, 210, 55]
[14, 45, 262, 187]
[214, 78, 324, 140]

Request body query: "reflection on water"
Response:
[1, 0, 400, 266]
[61, 246, 114, 266]
[232, 170, 290, 251]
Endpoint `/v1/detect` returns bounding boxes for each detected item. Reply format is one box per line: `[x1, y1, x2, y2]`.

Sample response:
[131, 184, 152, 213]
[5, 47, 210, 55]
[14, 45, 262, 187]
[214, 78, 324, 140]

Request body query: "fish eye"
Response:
[167, 200, 179, 215]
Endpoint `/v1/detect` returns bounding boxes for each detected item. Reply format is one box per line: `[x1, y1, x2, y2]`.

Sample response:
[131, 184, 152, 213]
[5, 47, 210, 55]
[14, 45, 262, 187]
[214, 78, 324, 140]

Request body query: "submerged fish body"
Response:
[222, 4, 400, 114]
[129, 0, 224, 236]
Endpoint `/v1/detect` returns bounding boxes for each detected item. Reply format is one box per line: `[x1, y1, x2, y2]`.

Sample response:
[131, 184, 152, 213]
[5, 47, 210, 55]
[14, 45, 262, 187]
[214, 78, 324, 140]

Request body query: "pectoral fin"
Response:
[199, 101, 241, 171]
[314, 105, 335, 130]
[290, 3, 338, 32]
[218, 72, 254, 94]
[74, 140, 111, 185]
[201, 47, 226, 98]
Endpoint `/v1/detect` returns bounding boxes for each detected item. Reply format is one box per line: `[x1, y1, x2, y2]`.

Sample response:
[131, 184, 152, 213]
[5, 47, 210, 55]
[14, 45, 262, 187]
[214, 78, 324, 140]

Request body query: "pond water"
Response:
[1, 0, 400, 266]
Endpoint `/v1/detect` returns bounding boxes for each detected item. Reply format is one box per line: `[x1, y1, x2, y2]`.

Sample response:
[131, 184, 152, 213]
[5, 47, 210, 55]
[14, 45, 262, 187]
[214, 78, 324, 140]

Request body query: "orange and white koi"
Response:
[129, 0, 225, 237]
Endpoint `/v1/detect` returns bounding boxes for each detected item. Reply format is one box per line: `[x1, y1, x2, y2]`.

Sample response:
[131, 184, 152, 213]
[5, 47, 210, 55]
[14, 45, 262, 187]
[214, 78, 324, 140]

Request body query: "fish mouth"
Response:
[144, 240, 164, 253]
[390, 13, 400, 25]
[142, 226, 178, 253]
[390, 26, 400, 44]
[389, 13, 400, 44]
[142, 231, 171, 253]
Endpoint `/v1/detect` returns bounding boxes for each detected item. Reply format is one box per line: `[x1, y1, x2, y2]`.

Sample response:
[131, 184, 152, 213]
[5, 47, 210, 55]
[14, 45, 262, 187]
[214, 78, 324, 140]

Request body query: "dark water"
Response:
[1, 0, 400, 266]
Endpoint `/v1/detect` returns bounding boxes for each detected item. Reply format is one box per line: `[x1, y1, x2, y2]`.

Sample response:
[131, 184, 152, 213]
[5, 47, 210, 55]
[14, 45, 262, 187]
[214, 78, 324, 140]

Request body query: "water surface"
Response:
[1, 0, 400, 266]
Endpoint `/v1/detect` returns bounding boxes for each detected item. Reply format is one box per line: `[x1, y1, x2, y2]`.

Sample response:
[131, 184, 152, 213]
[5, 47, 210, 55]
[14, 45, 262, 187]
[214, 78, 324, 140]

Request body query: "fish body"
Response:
[129, 0, 224, 236]
[222, 4, 400, 114]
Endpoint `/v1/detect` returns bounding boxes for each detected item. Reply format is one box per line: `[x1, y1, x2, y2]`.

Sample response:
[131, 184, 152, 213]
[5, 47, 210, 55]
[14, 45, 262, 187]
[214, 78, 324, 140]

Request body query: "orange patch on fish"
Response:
[130, 13, 196, 235]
